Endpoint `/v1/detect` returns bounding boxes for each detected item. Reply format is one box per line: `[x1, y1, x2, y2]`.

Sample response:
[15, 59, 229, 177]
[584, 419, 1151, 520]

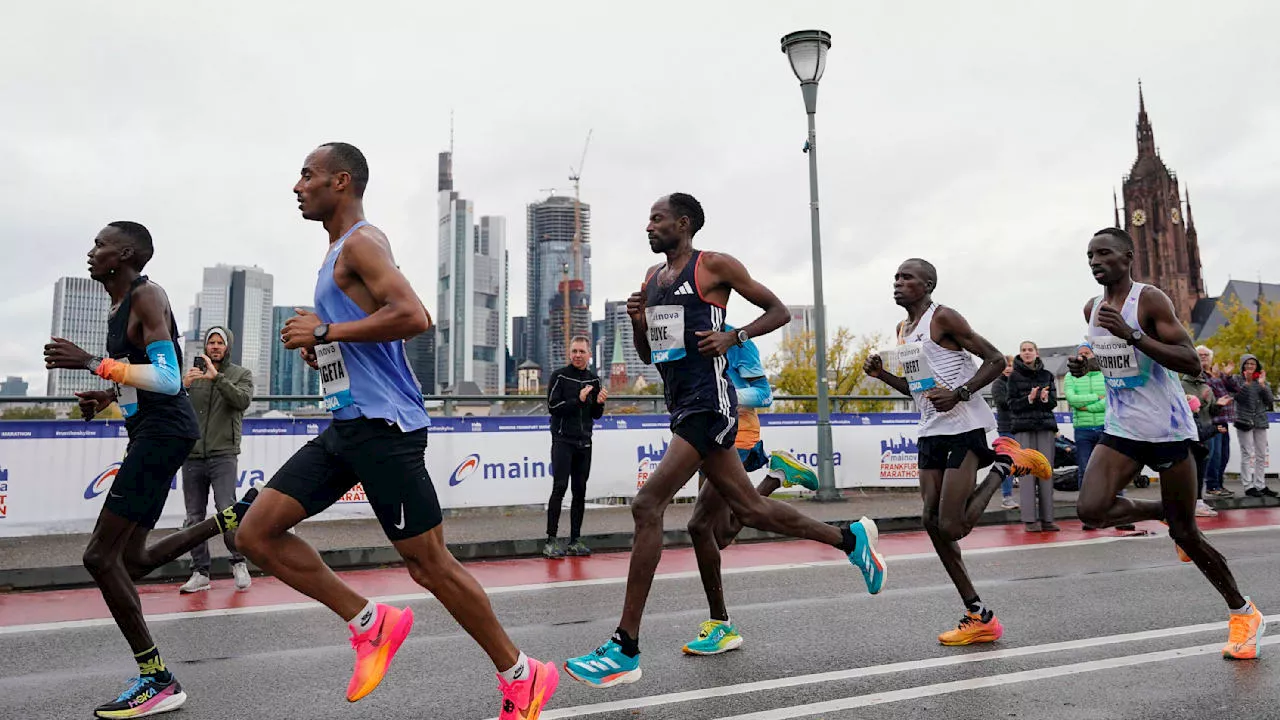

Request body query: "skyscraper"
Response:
[197, 265, 274, 399]
[269, 306, 320, 410]
[404, 330, 437, 395]
[1, 376, 29, 397]
[435, 151, 507, 394]
[47, 277, 111, 396]
[526, 194, 591, 375]
[779, 305, 817, 347]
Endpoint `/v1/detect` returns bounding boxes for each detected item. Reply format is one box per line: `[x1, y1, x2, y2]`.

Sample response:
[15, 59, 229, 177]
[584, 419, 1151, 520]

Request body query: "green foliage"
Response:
[1203, 296, 1280, 392]
[767, 328, 895, 413]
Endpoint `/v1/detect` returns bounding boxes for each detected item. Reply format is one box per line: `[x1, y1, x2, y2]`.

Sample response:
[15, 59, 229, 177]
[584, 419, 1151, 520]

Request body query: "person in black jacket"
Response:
[1006, 341, 1060, 531]
[544, 336, 608, 557]
[990, 356, 1018, 509]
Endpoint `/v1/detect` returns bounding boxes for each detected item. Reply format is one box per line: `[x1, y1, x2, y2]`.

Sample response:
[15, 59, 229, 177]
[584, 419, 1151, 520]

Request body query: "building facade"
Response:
[47, 277, 111, 396]
[197, 264, 274, 399]
[600, 299, 661, 387]
[526, 195, 591, 375]
[269, 306, 320, 409]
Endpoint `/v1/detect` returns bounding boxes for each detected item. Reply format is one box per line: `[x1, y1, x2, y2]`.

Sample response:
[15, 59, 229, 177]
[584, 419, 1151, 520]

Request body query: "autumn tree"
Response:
[767, 328, 897, 413]
[1, 405, 56, 420]
[1202, 296, 1280, 392]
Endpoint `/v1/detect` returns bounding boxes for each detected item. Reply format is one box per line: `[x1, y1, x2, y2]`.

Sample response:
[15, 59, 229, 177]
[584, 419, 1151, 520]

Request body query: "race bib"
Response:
[645, 305, 686, 364]
[1090, 333, 1145, 389]
[316, 342, 354, 411]
[897, 342, 937, 393]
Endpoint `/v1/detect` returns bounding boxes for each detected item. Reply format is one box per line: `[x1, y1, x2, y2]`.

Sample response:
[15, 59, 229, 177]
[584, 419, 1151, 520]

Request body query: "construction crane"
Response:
[560, 130, 593, 362]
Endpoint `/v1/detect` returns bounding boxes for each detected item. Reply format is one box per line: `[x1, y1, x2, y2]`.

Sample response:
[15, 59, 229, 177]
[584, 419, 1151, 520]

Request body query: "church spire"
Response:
[1113, 187, 1121, 227]
[1185, 186, 1196, 234]
[1136, 80, 1156, 158]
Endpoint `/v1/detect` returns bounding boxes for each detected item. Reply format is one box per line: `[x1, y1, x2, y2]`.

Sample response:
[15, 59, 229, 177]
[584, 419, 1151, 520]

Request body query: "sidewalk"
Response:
[2, 477, 1275, 592]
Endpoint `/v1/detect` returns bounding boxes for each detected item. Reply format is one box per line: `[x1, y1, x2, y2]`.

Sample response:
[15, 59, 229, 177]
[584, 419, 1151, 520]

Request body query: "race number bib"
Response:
[897, 342, 937, 393]
[1089, 334, 1145, 389]
[645, 305, 686, 364]
[115, 358, 138, 418]
[316, 343, 353, 411]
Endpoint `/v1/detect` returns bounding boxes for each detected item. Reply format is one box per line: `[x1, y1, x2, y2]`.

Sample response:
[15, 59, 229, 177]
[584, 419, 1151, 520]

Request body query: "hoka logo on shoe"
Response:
[129, 687, 157, 707]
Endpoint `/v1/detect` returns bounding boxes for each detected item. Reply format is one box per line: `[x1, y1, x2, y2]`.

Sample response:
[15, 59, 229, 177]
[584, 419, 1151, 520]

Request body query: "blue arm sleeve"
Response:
[145, 340, 183, 395]
[736, 378, 773, 408]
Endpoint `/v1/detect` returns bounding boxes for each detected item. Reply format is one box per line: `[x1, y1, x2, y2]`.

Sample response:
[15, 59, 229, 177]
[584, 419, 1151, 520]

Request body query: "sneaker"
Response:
[565, 540, 592, 557]
[94, 675, 186, 718]
[179, 572, 210, 594]
[347, 604, 415, 702]
[1175, 543, 1192, 563]
[1024, 522, 1042, 532]
[1223, 600, 1265, 660]
[938, 612, 1004, 646]
[1116, 523, 1137, 531]
[542, 539, 565, 559]
[770, 450, 819, 491]
[1245, 489, 1263, 498]
[1000, 497, 1018, 510]
[992, 437, 1053, 480]
[232, 562, 252, 590]
[682, 620, 744, 656]
[846, 517, 886, 594]
[497, 657, 559, 719]
[1041, 522, 1061, 532]
[563, 640, 642, 688]
[1261, 487, 1279, 498]
[1195, 500, 1219, 518]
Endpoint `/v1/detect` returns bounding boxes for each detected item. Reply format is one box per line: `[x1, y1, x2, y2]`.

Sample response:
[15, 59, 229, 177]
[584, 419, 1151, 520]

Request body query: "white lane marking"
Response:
[536, 615, 1279, 719]
[713, 636, 1280, 720]
[2, 523, 1276, 636]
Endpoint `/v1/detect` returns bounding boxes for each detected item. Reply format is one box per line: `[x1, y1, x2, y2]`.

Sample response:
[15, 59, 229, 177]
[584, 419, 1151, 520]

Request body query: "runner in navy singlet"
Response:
[563, 193, 887, 688]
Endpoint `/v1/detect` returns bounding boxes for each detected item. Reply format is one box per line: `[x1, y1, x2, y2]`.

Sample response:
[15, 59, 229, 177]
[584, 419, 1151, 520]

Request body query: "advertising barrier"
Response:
[1, 412, 1275, 537]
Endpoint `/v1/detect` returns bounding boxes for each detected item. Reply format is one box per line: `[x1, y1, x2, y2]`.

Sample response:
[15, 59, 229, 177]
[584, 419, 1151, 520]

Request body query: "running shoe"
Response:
[846, 516, 886, 594]
[938, 612, 1005, 646]
[1157, 520, 1193, 563]
[563, 640, 642, 688]
[178, 572, 209, 594]
[94, 675, 186, 718]
[991, 437, 1053, 480]
[770, 450, 819, 491]
[232, 562, 252, 590]
[682, 620, 744, 656]
[542, 539, 565, 559]
[1195, 500, 1218, 518]
[1223, 600, 1265, 660]
[565, 540, 592, 557]
[347, 604, 415, 702]
[497, 657, 559, 719]
[1000, 496, 1018, 510]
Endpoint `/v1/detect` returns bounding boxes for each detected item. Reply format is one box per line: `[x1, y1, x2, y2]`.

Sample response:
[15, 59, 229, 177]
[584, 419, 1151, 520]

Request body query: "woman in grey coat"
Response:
[1230, 354, 1276, 497]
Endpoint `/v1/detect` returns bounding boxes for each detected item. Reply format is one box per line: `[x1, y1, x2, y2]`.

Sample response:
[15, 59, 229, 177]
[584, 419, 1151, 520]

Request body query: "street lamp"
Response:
[780, 29, 841, 502]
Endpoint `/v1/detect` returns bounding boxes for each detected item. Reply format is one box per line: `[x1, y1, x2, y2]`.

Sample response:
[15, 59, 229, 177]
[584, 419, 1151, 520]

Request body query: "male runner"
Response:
[1069, 228, 1264, 659]
[863, 258, 1052, 646]
[683, 323, 819, 655]
[234, 143, 558, 717]
[43, 221, 257, 718]
[563, 193, 885, 688]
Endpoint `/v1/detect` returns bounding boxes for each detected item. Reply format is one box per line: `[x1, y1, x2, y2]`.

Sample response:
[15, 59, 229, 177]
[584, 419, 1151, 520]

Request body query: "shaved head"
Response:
[903, 258, 937, 292]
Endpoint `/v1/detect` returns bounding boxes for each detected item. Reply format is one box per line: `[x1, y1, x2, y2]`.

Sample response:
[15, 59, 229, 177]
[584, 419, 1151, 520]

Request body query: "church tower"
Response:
[1119, 83, 1206, 322]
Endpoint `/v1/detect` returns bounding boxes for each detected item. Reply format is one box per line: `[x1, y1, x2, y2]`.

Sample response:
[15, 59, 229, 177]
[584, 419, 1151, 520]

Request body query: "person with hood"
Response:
[179, 326, 255, 592]
[1230, 354, 1276, 498]
[1006, 341, 1060, 531]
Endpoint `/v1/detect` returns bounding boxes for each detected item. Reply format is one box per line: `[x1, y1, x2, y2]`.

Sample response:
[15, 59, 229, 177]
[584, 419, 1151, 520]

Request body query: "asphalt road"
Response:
[1, 520, 1276, 719]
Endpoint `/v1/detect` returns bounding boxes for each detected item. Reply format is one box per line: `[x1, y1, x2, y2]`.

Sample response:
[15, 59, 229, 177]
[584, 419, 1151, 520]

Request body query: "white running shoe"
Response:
[1195, 500, 1219, 518]
[1000, 497, 1019, 510]
[232, 562, 252, 590]
[179, 571, 210, 594]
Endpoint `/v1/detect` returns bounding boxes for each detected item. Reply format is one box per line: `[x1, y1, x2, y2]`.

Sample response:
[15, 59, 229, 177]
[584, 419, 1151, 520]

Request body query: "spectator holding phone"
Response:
[1006, 341, 1060, 531]
[1199, 348, 1233, 497]
[1230, 354, 1276, 498]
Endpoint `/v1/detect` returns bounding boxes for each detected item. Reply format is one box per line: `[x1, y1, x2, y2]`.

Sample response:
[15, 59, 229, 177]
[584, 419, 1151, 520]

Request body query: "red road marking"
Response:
[3, 509, 1278, 629]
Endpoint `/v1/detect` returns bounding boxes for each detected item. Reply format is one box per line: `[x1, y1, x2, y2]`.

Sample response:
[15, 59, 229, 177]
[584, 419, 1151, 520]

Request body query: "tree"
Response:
[767, 328, 896, 413]
[1203, 296, 1280, 392]
[0, 405, 56, 420]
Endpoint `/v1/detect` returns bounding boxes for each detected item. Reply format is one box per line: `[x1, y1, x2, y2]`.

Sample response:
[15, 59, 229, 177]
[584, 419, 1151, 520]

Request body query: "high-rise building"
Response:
[435, 151, 507, 394]
[526, 194, 591, 375]
[547, 280, 591, 372]
[47, 277, 111, 396]
[197, 265, 274, 399]
[779, 305, 817, 346]
[1, 376, 29, 397]
[600, 299, 661, 387]
[269, 306, 320, 410]
[404, 330, 437, 395]
[511, 316, 529, 365]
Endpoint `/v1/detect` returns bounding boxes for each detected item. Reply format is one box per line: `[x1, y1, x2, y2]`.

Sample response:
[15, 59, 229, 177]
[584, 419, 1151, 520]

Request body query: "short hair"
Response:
[107, 220, 154, 268]
[319, 142, 369, 197]
[569, 335, 591, 348]
[1195, 345, 1213, 359]
[667, 193, 705, 236]
[902, 257, 938, 291]
[1093, 227, 1134, 252]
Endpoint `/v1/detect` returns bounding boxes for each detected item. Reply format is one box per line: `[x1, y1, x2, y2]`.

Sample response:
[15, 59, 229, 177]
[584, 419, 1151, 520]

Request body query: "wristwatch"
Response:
[313, 323, 330, 345]
[1127, 328, 1144, 345]
[735, 329, 749, 346]
[955, 385, 972, 402]
[86, 357, 102, 375]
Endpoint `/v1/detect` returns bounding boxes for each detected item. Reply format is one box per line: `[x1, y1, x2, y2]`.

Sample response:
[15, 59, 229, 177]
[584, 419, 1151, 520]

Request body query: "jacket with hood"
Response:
[991, 375, 1013, 434]
[1063, 369, 1107, 429]
[547, 364, 604, 448]
[1005, 356, 1059, 433]
[1230, 353, 1274, 430]
[188, 327, 255, 458]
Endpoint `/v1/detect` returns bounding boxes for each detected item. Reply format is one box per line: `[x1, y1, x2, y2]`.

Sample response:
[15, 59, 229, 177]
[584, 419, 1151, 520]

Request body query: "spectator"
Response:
[179, 327, 254, 593]
[1200, 348, 1233, 497]
[1230, 354, 1276, 498]
[544, 336, 607, 558]
[990, 355, 1018, 509]
[1063, 343, 1106, 525]
[1006, 341, 1060, 532]
[1181, 369, 1220, 517]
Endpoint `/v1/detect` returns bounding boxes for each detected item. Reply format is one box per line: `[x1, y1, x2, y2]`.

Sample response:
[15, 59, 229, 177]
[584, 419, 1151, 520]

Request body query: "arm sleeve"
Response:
[94, 341, 182, 396]
[215, 369, 254, 411]
[736, 377, 773, 409]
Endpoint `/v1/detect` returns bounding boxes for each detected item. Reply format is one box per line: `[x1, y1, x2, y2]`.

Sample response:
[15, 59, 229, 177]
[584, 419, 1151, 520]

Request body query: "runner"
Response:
[863, 258, 1052, 646]
[43, 221, 258, 718]
[563, 193, 885, 688]
[233, 143, 559, 717]
[683, 323, 820, 656]
[1070, 227, 1264, 659]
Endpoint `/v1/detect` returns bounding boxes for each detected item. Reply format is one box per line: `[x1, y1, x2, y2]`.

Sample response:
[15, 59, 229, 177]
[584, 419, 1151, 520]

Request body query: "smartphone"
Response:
[193, 356, 207, 372]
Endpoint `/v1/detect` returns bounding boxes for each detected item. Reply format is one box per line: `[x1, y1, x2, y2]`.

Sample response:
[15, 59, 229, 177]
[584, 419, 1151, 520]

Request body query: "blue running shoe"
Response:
[770, 450, 819, 491]
[847, 516, 886, 594]
[94, 675, 186, 718]
[682, 620, 744, 656]
[563, 640, 642, 688]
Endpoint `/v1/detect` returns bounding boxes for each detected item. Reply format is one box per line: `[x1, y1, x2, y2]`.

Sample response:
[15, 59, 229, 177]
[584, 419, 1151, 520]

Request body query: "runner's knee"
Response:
[631, 491, 664, 526]
[936, 517, 967, 542]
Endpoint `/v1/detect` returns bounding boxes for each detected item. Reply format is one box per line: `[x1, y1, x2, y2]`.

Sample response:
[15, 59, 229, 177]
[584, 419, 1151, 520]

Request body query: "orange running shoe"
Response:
[1223, 600, 1265, 660]
[992, 437, 1052, 480]
[939, 612, 1004, 646]
[347, 604, 415, 702]
[1175, 544, 1192, 563]
[498, 657, 560, 720]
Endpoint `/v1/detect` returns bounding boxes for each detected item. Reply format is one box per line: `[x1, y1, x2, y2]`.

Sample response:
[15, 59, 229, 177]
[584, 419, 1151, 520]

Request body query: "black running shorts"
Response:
[104, 435, 197, 529]
[917, 428, 996, 471]
[1100, 433, 1191, 472]
[672, 411, 737, 459]
[266, 418, 442, 541]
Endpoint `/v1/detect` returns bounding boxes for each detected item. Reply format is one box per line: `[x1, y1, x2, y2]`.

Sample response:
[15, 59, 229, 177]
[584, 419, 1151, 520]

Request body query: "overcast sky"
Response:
[3, 1, 1277, 393]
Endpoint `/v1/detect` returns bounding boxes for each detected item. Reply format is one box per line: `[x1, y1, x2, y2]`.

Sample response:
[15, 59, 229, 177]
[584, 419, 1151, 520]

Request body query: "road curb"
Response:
[2, 496, 1275, 593]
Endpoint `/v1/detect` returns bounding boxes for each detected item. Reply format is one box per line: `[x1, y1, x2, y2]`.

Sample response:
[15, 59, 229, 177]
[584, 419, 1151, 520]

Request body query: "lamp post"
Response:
[781, 29, 841, 502]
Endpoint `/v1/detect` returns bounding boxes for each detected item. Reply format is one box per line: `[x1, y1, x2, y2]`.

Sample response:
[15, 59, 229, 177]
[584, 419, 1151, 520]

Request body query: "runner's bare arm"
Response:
[91, 285, 182, 394]
[935, 307, 1007, 392]
[865, 354, 912, 396]
[1135, 287, 1200, 376]
[326, 233, 431, 343]
[702, 252, 789, 340]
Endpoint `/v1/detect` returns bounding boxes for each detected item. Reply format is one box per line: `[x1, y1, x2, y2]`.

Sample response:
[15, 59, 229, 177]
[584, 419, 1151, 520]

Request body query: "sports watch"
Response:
[955, 385, 972, 402]
[736, 329, 749, 346]
[313, 323, 330, 345]
[1127, 328, 1144, 345]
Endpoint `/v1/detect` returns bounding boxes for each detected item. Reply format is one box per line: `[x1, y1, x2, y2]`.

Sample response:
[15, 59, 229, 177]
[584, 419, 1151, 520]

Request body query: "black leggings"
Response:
[547, 442, 592, 540]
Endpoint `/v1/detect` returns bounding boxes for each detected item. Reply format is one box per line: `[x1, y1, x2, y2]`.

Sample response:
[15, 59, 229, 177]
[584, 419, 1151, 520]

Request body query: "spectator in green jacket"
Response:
[179, 326, 255, 593]
[1063, 343, 1105, 507]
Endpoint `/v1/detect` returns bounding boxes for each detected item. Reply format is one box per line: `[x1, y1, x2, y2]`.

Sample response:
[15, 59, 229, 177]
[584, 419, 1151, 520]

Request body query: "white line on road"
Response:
[534, 615, 1278, 719]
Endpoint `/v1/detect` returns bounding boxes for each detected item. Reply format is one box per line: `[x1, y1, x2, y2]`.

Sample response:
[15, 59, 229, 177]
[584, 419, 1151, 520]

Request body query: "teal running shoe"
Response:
[847, 516, 887, 594]
[770, 450, 819, 491]
[682, 620, 743, 656]
[563, 640, 642, 688]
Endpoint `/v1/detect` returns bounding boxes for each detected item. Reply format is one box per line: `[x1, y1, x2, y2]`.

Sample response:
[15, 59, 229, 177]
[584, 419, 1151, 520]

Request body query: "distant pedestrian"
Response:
[1007, 341, 1060, 532]
[990, 355, 1018, 509]
[1064, 342, 1105, 517]
[544, 336, 607, 557]
[1229, 354, 1275, 498]
[1201, 349, 1234, 497]
[1181, 369, 1220, 517]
